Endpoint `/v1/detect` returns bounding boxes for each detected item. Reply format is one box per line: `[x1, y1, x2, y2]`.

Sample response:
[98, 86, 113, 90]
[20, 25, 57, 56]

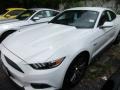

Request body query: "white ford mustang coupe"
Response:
[1, 7, 120, 90]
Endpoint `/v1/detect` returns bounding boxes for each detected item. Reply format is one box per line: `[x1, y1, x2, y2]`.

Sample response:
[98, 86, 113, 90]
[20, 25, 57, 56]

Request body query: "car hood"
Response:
[0, 19, 19, 24]
[0, 19, 28, 31]
[3, 23, 89, 63]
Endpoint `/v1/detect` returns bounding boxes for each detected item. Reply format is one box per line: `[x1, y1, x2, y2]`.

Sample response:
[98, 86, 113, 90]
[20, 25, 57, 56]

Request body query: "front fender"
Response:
[0, 25, 19, 36]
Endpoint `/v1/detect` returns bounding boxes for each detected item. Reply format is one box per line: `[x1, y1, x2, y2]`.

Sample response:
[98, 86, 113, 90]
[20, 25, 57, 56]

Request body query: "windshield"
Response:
[5, 10, 25, 16]
[16, 10, 36, 20]
[50, 10, 99, 28]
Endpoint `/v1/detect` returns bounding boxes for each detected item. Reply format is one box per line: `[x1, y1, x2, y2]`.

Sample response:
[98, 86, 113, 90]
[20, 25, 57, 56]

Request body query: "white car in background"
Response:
[1, 7, 120, 90]
[0, 8, 59, 42]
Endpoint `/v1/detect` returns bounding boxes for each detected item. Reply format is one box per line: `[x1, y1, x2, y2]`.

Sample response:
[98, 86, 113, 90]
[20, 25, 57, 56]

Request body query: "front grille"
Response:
[5, 56, 24, 73]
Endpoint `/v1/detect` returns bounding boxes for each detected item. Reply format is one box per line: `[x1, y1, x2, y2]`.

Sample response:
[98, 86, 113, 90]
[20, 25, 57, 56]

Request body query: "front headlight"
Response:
[29, 57, 66, 70]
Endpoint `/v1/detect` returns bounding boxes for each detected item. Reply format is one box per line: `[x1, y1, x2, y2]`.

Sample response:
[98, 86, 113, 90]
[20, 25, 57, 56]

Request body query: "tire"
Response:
[0, 30, 16, 43]
[114, 32, 120, 45]
[62, 53, 89, 89]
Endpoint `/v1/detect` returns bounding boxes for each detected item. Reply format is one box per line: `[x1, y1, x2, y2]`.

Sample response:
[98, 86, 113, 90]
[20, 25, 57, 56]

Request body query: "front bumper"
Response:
[0, 45, 67, 90]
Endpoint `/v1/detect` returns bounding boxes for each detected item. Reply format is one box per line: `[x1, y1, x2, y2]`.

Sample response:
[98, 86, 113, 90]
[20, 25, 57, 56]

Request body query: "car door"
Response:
[92, 11, 115, 56]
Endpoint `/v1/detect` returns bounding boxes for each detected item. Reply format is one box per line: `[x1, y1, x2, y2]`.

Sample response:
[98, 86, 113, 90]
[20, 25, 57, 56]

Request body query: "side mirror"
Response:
[100, 22, 113, 29]
[32, 17, 40, 21]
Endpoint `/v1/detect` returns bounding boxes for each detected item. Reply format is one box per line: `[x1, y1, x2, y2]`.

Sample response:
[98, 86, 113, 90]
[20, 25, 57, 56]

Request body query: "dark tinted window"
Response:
[6, 10, 25, 16]
[98, 11, 110, 27]
[49, 11, 59, 16]
[43, 10, 59, 17]
[109, 11, 116, 21]
[16, 10, 35, 20]
[33, 11, 47, 18]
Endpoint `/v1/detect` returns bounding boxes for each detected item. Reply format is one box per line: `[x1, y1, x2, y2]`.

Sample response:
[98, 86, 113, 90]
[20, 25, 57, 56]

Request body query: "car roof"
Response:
[7, 8, 26, 10]
[67, 7, 112, 12]
[29, 8, 59, 12]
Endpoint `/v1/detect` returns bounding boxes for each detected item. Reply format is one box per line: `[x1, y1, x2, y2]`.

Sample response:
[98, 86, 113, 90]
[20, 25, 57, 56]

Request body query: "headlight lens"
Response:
[29, 57, 66, 70]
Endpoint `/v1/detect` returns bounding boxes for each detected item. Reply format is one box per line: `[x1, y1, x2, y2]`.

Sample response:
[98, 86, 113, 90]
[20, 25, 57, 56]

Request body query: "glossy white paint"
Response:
[1, 7, 120, 90]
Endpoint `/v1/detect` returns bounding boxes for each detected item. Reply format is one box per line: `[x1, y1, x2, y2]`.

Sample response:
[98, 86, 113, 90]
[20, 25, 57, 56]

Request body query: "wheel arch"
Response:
[3, 29, 17, 33]
[72, 50, 90, 65]
[0, 29, 17, 43]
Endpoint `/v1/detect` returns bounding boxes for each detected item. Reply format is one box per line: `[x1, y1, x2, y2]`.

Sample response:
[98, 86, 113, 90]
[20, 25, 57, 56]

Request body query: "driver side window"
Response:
[98, 11, 110, 27]
[31, 11, 47, 20]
